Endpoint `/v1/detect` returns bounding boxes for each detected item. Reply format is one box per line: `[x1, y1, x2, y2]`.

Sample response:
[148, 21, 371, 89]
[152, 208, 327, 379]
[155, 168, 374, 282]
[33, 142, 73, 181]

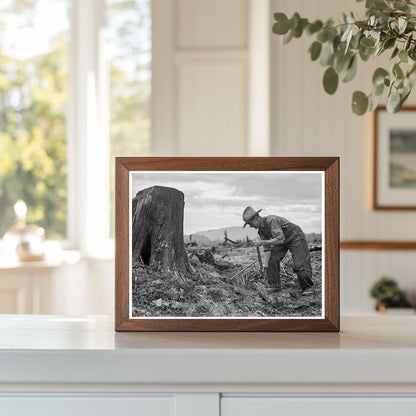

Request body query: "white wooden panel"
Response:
[177, 61, 247, 156]
[177, 0, 248, 49]
[0, 396, 174, 416]
[175, 394, 219, 416]
[222, 397, 416, 416]
[152, 0, 177, 156]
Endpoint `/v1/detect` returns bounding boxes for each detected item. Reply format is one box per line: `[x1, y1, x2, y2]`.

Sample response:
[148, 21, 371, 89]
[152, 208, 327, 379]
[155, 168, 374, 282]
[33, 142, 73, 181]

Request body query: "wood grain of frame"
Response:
[115, 157, 340, 332]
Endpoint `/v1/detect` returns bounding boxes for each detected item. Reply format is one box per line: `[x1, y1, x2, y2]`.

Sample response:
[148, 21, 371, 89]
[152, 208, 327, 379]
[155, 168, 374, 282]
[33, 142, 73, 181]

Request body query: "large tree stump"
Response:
[132, 186, 191, 279]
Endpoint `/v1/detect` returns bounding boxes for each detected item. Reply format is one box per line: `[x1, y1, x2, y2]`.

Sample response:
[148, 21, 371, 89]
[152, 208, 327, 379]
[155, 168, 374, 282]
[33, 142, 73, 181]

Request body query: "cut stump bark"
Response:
[132, 186, 191, 280]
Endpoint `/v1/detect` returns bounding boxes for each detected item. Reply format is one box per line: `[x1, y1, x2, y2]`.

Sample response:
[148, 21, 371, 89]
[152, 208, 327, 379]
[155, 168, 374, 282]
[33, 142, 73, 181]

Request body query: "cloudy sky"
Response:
[131, 171, 323, 235]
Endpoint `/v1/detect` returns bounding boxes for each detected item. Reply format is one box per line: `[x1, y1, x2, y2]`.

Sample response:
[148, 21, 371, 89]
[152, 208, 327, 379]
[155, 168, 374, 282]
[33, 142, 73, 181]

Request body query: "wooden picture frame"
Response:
[115, 157, 339, 332]
[373, 106, 416, 210]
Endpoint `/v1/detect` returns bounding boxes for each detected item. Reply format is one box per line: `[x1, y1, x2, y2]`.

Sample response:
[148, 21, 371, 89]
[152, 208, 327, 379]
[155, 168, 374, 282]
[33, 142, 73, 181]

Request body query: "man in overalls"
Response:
[242, 206, 314, 295]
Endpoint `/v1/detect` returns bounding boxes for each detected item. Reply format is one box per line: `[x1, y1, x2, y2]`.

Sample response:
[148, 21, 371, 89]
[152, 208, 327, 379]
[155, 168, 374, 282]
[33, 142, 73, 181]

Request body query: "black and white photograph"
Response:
[129, 171, 324, 319]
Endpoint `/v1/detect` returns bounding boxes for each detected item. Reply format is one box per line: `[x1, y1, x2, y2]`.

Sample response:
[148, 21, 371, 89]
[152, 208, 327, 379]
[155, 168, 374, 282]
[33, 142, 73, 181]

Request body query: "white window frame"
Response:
[67, 0, 111, 258]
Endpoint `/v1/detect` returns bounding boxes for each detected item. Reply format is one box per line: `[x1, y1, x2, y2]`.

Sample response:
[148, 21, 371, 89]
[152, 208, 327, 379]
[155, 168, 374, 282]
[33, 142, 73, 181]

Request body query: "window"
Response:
[0, 0, 151, 252]
[0, 0, 70, 239]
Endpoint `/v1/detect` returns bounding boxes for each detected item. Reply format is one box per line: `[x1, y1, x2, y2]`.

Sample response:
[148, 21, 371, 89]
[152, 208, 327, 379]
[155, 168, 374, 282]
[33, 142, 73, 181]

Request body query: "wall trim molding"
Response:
[341, 241, 416, 250]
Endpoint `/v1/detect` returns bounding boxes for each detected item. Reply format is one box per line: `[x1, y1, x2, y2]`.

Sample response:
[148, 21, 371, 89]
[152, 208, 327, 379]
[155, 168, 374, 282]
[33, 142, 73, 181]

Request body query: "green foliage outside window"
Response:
[0, 1, 69, 238]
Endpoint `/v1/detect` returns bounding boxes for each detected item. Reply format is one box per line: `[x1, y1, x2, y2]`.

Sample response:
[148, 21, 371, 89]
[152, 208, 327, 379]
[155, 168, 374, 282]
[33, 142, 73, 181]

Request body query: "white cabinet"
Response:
[222, 398, 416, 416]
[1, 316, 416, 415]
[1, 396, 175, 416]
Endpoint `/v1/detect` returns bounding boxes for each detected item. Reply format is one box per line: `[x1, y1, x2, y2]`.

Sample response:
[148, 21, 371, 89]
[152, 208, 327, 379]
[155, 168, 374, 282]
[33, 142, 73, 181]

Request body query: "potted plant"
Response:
[369, 276, 413, 313]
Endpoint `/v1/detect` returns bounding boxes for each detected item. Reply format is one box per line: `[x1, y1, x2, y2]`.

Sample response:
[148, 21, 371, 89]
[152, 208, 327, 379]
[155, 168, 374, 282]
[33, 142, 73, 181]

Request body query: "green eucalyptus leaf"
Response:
[282, 29, 294, 44]
[359, 44, 375, 61]
[290, 12, 301, 29]
[350, 33, 361, 49]
[398, 17, 407, 34]
[408, 63, 416, 77]
[293, 18, 309, 38]
[393, 63, 404, 79]
[374, 82, 385, 96]
[408, 70, 416, 88]
[399, 50, 408, 63]
[293, 23, 303, 38]
[396, 80, 405, 89]
[323, 67, 339, 94]
[409, 45, 416, 60]
[272, 13, 290, 35]
[273, 13, 290, 35]
[309, 41, 322, 61]
[317, 29, 328, 43]
[320, 40, 335, 66]
[307, 20, 323, 35]
[352, 91, 369, 115]
[360, 37, 375, 48]
[333, 35, 341, 51]
[393, 0, 409, 12]
[369, 92, 383, 111]
[366, 0, 388, 10]
[372, 67, 389, 85]
[342, 56, 358, 82]
[383, 37, 396, 50]
[405, 34, 413, 51]
[391, 47, 399, 59]
[341, 26, 352, 42]
[333, 52, 350, 72]
[384, 77, 391, 87]
[401, 88, 411, 106]
[387, 87, 401, 113]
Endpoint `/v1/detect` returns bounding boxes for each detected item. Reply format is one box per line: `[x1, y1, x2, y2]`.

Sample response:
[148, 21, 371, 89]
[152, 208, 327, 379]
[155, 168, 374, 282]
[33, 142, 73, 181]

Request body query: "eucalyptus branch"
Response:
[272, 0, 416, 115]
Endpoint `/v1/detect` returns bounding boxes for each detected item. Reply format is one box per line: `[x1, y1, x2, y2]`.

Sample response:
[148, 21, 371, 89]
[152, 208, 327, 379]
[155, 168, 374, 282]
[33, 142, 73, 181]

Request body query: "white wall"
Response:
[152, 0, 252, 156]
[271, 0, 416, 313]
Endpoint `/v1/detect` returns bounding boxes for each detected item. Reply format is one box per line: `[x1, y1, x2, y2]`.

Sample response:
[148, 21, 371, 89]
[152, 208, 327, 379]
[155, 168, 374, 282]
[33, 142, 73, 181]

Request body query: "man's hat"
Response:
[242, 206, 262, 228]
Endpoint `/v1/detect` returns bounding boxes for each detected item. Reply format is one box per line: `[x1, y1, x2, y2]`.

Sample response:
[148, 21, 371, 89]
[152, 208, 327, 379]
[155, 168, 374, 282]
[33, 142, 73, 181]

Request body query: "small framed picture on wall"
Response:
[374, 106, 416, 209]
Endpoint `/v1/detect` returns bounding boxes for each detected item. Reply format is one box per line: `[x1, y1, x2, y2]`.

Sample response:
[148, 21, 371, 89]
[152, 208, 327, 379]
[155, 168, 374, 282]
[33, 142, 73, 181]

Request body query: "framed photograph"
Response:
[374, 106, 416, 209]
[115, 157, 339, 332]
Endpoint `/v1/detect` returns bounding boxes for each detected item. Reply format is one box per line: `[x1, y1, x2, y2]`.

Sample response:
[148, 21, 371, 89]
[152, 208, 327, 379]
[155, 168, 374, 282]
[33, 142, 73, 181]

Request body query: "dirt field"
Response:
[131, 245, 322, 318]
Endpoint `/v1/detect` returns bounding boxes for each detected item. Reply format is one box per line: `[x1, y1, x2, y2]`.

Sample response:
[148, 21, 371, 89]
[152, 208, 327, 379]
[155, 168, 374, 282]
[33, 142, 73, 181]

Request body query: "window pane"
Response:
[106, 0, 151, 237]
[0, 0, 70, 239]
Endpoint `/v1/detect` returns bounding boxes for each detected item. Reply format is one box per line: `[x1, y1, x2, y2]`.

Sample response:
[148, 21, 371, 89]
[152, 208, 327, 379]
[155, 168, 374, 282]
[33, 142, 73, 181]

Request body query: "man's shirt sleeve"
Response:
[269, 217, 285, 243]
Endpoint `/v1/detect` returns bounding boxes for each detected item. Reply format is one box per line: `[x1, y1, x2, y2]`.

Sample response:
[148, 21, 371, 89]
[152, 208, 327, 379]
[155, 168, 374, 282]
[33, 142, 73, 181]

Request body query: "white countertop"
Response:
[0, 315, 415, 386]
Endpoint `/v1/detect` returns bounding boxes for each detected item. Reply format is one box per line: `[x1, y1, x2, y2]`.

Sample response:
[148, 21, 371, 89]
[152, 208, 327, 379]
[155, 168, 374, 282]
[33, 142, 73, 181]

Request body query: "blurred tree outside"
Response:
[0, 0, 70, 239]
[106, 0, 151, 237]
